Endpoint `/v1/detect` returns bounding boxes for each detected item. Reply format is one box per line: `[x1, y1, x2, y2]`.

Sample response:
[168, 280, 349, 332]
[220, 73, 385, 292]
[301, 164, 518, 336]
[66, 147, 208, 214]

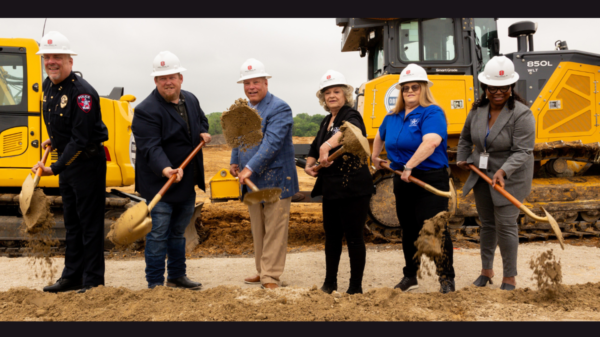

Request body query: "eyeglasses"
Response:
[401, 84, 421, 93]
[486, 86, 511, 94]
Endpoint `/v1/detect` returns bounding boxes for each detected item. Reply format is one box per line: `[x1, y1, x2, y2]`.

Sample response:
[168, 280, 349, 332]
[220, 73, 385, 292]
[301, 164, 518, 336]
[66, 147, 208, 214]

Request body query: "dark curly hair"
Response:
[471, 83, 528, 111]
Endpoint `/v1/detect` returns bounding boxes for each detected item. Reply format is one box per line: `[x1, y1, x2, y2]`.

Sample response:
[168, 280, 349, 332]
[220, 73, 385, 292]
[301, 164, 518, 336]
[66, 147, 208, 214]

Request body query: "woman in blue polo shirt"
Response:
[371, 64, 456, 294]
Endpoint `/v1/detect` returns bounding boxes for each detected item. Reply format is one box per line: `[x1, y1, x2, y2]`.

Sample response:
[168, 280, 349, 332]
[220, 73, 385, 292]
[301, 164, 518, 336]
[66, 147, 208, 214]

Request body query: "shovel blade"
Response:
[109, 201, 151, 246]
[543, 207, 565, 250]
[19, 174, 35, 215]
[243, 187, 282, 206]
[448, 178, 458, 216]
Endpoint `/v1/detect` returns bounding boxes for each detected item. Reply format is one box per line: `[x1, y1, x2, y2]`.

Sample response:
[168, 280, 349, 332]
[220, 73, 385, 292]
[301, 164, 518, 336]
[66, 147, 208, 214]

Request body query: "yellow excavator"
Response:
[0, 37, 146, 254]
[328, 18, 600, 242]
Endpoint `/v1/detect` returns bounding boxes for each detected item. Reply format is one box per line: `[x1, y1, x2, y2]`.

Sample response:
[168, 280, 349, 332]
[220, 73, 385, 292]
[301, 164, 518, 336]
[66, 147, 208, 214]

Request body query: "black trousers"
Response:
[58, 152, 107, 286]
[393, 169, 455, 280]
[322, 195, 371, 287]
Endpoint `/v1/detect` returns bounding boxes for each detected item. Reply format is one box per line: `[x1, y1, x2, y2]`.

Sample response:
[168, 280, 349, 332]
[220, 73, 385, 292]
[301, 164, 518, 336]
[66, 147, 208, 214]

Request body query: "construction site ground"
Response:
[1, 136, 600, 321]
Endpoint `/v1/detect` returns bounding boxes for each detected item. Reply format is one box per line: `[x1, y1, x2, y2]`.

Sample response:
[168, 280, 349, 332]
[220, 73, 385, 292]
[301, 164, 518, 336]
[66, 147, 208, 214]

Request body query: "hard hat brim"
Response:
[315, 84, 354, 98]
[150, 67, 187, 77]
[36, 50, 77, 56]
[478, 72, 520, 86]
[237, 73, 272, 84]
[395, 79, 433, 90]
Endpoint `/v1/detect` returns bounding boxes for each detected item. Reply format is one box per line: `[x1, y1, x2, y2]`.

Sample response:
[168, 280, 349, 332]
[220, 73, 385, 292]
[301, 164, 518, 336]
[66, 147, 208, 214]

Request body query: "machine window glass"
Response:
[0, 54, 26, 109]
[372, 38, 384, 78]
[399, 19, 455, 62]
[474, 18, 498, 73]
[399, 20, 420, 62]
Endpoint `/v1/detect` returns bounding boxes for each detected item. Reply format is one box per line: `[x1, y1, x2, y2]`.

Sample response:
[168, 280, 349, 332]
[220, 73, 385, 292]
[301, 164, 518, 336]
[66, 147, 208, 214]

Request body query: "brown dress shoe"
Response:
[262, 283, 279, 290]
[244, 275, 261, 284]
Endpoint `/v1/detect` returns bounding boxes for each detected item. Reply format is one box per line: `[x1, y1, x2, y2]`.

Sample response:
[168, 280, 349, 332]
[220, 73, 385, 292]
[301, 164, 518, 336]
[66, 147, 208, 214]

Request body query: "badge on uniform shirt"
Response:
[60, 95, 68, 108]
[77, 94, 92, 113]
[409, 118, 419, 127]
[479, 152, 489, 170]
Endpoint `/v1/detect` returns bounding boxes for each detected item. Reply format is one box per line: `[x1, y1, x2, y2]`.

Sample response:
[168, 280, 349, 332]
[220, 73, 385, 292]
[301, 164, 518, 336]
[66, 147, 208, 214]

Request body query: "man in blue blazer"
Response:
[132, 51, 211, 290]
[230, 58, 299, 289]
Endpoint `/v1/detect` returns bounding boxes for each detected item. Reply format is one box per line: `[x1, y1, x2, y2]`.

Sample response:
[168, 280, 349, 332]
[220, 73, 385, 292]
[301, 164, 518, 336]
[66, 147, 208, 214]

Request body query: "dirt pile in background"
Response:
[221, 98, 262, 152]
[2, 280, 600, 321]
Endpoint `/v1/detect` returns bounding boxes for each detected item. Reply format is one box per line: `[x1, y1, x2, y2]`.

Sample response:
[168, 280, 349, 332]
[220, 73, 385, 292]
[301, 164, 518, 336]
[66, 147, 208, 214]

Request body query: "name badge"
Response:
[479, 153, 489, 170]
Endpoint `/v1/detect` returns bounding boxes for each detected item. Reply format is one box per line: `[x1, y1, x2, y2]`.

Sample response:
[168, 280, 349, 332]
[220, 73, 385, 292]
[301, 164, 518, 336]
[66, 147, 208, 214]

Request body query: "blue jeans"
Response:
[145, 195, 195, 287]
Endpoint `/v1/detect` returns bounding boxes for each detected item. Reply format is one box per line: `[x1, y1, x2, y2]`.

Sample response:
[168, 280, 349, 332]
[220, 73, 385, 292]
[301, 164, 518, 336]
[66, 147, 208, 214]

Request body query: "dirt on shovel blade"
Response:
[22, 189, 52, 232]
[221, 98, 263, 152]
[339, 121, 369, 164]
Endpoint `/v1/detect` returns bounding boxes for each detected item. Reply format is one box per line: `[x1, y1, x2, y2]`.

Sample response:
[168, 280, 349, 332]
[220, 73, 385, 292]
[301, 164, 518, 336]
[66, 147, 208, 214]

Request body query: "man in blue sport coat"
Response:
[132, 51, 211, 290]
[230, 58, 299, 289]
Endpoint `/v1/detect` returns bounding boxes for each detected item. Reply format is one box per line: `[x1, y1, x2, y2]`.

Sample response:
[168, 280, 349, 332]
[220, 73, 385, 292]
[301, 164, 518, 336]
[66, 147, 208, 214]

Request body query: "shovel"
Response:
[468, 164, 564, 250]
[110, 140, 205, 246]
[312, 121, 371, 172]
[242, 178, 282, 206]
[20, 145, 52, 216]
[380, 161, 457, 216]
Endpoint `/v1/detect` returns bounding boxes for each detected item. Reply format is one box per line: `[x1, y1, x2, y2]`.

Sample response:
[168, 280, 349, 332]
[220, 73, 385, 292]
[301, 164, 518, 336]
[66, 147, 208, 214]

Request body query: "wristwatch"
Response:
[404, 165, 413, 171]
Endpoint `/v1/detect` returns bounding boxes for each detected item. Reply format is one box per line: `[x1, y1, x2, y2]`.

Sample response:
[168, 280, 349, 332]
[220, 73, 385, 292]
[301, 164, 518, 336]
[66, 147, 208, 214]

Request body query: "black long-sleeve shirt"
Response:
[42, 72, 108, 175]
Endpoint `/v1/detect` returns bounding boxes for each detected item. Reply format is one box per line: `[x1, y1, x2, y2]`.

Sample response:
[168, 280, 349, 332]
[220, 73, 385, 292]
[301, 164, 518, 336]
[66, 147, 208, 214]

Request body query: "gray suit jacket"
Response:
[456, 101, 535, 206]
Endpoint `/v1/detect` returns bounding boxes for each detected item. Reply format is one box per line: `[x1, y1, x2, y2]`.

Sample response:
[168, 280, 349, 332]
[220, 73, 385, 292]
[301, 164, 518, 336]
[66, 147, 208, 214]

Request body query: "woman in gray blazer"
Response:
[456, 56, 535, 291]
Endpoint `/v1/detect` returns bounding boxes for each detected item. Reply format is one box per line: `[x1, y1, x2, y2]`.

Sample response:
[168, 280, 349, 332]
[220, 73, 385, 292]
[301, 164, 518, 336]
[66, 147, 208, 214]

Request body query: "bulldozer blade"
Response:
[108, 201, 151, 246]
[184, 202, 204, 253]
[19, 174, 35, 216]
[543, 207, 565, 250]
[243, 187, 282, 206]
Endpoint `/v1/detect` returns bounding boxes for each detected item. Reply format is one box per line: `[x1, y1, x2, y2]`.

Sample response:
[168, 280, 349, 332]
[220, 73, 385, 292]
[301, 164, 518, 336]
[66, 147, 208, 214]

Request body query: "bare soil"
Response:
[221, 98, 262, 152]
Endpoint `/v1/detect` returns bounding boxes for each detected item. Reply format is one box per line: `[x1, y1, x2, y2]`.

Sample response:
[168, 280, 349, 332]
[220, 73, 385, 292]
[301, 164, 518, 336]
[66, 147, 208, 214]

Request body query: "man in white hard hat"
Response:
[32, 31, 109, 294]
[230, 58, 299, 289]
[132, 51, 211, 290]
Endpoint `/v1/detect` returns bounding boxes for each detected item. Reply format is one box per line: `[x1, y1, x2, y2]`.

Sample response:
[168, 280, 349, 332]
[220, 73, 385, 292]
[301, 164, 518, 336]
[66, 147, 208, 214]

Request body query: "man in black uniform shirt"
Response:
[32, 31, 108, 293]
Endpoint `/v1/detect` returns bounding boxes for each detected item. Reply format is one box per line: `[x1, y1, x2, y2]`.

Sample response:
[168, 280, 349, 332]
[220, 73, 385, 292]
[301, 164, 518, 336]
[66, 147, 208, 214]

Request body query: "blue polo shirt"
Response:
[379, 105, 448, 171]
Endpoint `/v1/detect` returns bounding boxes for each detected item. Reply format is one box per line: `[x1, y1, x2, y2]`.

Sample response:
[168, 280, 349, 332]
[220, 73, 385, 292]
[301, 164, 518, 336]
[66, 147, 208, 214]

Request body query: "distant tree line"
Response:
[205, 112, 326, 137]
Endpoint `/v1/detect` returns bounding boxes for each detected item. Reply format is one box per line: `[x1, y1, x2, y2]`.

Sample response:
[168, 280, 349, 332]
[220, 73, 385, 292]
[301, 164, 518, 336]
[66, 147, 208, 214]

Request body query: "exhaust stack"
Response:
[508, 21, 537, 53]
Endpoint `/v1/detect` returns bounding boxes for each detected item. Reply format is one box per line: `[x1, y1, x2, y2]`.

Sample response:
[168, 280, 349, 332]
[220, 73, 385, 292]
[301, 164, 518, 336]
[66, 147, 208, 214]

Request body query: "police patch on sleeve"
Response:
[77, 94, 92, 113]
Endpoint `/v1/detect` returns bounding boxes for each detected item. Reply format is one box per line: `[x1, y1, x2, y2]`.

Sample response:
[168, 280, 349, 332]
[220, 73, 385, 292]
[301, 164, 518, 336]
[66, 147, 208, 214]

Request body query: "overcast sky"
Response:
[3, 18, 600, 116]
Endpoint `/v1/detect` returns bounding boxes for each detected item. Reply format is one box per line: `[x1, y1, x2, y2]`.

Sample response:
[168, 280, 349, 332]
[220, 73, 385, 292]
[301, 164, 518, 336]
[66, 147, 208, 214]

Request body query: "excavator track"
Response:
[0, 189, 133, 256]
[367, 140, 600, 244]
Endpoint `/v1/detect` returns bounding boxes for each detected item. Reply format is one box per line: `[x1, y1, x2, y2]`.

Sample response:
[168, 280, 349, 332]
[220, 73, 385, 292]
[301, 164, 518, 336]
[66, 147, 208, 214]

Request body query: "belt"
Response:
[57, 143, 103, 159]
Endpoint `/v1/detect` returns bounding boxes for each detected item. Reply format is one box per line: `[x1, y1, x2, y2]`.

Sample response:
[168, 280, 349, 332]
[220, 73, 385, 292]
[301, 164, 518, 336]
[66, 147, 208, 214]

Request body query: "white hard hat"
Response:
[316, 69, 354, 98]
[237, 58, 271, 83]
[394, 63, 433, 90]
[36, 31, 77, 56]
[478, 56, 519, 86]
[150, 51, 186, 77]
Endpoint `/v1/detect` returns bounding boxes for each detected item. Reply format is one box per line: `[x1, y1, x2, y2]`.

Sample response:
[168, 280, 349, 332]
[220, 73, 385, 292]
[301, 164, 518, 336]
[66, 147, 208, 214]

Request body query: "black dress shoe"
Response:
[320, 281, 337, 294]
[473, 275, 493, 287]
[43, 278, 83, 293]
[166, 276, 202, 290]
[346, 284, 363, 295]
[440, 279, 456, 294]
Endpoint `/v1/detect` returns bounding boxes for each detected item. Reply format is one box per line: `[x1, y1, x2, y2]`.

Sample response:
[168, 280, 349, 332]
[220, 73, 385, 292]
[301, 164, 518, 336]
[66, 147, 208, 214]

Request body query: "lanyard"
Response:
[484, 111, 491, 152]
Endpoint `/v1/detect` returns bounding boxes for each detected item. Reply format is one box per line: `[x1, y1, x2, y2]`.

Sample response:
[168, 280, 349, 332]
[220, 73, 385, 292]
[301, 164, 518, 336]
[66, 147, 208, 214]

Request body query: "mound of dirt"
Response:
[2, 280, 600, 321]
[221, 98, 263, 152]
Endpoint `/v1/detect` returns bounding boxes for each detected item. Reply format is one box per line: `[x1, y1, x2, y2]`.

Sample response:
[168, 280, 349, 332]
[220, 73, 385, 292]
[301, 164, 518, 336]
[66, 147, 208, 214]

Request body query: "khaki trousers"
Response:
[247, 196, 291, 284]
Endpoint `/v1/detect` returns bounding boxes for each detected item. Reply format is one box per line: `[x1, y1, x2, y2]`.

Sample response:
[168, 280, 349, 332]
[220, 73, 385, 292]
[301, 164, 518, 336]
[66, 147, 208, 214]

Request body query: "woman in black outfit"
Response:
[305, 70, 375, 294]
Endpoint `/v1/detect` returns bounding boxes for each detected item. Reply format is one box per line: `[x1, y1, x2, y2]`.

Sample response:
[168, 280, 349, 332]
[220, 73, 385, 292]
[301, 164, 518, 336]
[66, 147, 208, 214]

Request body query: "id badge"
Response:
[479, 153, 489, 170]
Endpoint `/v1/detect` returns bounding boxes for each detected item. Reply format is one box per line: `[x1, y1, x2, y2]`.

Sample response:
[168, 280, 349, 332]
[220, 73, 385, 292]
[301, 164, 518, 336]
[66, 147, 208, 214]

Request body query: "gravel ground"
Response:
[1, 242, 598, 292]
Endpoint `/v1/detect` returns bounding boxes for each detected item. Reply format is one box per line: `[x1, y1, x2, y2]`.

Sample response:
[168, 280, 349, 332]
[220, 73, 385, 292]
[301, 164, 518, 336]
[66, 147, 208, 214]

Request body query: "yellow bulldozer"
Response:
[209, 18, 600, 243]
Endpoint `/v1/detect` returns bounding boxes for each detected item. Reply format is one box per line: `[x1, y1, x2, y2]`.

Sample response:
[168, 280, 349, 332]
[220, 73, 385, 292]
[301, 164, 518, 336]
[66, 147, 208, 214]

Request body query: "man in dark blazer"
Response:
[132, 51, 211, 290]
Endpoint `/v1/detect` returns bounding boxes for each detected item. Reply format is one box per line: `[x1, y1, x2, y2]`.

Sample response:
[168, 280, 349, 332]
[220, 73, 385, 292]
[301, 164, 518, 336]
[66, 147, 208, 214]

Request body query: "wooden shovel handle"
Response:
[245, 178, 260, 192]
[157, 140, 205, 197]
[467, 164, 523, 208]
[36, 146, 52, 177]
[379, 161, 428, 188]
[313, 146, 345, 172]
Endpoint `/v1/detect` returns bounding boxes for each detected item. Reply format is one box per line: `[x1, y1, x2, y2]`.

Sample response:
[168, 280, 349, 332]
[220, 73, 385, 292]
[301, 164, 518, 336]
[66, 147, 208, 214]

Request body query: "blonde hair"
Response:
[391, 81, 447, 123]
[317, 85, 355, 112]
